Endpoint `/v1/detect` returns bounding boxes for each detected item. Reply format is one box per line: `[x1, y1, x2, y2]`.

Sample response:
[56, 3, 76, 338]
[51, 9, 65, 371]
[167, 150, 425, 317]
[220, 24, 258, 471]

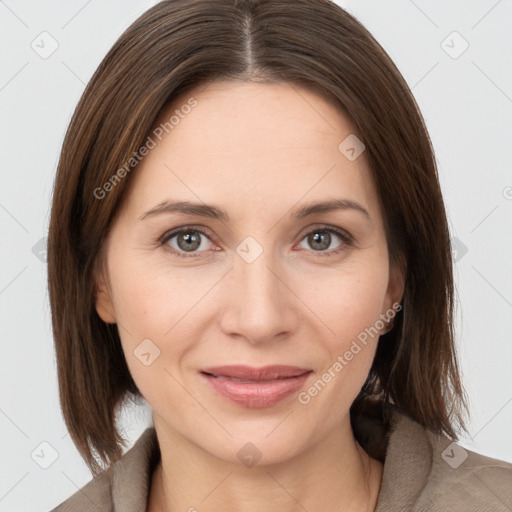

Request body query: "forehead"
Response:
[121, 81, 381, 224]
[161, 80, 352, 151]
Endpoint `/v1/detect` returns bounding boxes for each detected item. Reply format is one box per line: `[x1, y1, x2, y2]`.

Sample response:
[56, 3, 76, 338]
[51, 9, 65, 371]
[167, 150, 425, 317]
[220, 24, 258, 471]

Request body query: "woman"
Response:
[47, 1, 512, 511]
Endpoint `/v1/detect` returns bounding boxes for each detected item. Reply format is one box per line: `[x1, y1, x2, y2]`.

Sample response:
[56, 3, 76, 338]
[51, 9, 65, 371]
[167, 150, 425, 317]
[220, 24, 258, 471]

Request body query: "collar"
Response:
[109, 406, 432, 511]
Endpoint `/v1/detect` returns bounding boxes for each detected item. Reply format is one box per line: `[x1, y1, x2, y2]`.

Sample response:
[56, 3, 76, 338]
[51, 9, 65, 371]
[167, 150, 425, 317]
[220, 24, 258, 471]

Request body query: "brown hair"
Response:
[48, 0, 468, 475]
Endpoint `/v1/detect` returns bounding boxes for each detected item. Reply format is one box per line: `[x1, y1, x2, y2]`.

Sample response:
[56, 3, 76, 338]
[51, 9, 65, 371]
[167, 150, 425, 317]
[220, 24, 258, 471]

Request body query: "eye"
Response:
[297, 226, 353, 257]
[159, 224, 353, 259]
[160, 227, 216, 258]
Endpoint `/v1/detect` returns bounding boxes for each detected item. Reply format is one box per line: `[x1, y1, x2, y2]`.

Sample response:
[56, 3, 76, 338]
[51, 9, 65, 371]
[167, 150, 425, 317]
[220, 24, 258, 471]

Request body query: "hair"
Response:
[47, 0, 468, 475]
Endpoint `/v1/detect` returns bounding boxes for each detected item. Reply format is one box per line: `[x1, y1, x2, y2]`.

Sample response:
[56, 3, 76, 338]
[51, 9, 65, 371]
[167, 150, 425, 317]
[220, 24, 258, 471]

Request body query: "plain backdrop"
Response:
[1, 1, 511, 511]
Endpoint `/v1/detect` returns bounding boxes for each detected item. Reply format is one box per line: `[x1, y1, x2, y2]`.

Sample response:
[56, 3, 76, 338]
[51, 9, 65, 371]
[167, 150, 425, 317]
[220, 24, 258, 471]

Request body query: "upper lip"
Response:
[200, 365, 312, 381]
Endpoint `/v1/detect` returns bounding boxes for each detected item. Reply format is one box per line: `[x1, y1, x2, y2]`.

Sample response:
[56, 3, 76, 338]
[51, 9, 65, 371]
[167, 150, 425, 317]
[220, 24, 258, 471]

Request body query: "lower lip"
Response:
[200, 371, 312, 408]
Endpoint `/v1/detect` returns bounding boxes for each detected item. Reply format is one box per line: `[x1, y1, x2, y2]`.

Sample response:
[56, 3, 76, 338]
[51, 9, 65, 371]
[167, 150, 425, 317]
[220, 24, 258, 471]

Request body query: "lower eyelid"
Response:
[161, 229, 214, 255]
[297, 229, 352, 255]
[161, 226, 352, 257]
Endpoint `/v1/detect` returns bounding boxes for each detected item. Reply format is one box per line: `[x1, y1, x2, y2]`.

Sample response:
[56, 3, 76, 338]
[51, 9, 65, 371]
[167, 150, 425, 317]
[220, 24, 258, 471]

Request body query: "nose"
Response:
[218, 244, 297, 345]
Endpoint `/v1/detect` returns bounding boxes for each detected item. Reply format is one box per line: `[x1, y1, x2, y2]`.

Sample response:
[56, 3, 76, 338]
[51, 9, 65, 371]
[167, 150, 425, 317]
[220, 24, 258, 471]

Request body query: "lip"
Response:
[201, 365, 312, 380]
[199, 365, 313, 408]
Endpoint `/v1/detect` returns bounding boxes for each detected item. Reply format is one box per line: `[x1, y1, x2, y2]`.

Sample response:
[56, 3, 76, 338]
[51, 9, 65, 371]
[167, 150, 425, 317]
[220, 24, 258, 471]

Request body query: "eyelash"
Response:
[158, 225, 354, 259]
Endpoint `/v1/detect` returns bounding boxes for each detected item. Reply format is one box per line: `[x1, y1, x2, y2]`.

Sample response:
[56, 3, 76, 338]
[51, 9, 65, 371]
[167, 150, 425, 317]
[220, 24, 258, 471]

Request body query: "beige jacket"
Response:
[51, 407, 512, 511]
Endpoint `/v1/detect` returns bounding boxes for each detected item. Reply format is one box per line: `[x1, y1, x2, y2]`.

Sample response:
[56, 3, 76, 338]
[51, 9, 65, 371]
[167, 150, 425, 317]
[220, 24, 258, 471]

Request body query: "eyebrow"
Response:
[139, 198, 371, 222]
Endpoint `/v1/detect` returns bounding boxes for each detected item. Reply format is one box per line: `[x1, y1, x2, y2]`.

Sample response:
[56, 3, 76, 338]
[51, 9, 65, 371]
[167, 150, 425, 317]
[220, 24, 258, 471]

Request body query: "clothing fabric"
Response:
[50, 407, 512, 511]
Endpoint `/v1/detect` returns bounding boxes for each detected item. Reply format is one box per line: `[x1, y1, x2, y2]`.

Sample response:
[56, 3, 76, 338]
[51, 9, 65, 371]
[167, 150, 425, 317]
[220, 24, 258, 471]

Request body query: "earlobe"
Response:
[94, 272, 117, 324]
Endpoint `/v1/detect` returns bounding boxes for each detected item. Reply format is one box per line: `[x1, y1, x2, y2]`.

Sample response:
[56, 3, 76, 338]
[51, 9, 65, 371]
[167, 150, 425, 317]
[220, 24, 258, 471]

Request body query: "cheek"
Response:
[108, 251, 199, 338]
[107, 255, 213, 392]
[295, 258, 388, 395]
[300, 258, 389, 339]
[296, 271, 385, 420]
[104, 257, 170, 381]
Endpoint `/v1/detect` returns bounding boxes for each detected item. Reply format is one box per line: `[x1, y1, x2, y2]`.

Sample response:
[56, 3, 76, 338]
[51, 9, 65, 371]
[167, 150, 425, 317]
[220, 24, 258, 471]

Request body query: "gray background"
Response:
[1, 0, 511, 510]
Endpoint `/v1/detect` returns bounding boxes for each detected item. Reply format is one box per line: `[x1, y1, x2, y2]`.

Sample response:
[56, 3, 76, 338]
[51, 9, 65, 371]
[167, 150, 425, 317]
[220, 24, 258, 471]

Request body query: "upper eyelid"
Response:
[160, 224, 352, 248]
[159, 225, 214, 244]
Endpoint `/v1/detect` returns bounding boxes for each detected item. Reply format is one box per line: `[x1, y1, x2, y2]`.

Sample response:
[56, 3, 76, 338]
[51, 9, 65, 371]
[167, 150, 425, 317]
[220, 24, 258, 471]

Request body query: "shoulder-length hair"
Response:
[48, 0, 467, 475]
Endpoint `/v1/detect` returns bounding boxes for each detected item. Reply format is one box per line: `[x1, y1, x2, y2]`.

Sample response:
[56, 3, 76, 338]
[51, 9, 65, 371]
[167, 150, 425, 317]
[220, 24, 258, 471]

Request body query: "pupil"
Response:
[179, 231, 201, 251]
[175, 230, 332, 253]
[310, 231, 330, 251]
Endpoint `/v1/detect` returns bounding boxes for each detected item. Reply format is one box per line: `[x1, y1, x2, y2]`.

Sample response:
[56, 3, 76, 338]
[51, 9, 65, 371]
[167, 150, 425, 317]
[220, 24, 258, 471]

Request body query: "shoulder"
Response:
[50, 467, 113, 512]
[420, 427, 512, 511]
[50, 427, 159, 512]
[375, 406, 512, 512]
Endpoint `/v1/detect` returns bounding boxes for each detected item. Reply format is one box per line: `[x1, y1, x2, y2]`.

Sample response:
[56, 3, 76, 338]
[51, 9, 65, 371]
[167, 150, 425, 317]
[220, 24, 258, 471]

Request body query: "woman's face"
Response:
[95, 80, 403, 465]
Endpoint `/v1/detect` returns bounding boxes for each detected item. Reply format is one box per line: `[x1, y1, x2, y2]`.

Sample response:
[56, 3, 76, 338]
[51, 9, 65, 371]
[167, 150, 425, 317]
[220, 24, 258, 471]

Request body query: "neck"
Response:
[147, 417, 383, 512]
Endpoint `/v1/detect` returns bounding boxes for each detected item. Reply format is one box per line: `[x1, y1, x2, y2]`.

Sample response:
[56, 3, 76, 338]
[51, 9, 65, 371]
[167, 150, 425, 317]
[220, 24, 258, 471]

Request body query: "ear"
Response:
[381, 257, 406, 326]
[94, 270, 117, 324]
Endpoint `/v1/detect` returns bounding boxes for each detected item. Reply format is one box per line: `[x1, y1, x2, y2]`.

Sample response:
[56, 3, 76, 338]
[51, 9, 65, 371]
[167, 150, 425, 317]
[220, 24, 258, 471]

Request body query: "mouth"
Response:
[199, 365, 313, 408]
[200, 364, 312, 380]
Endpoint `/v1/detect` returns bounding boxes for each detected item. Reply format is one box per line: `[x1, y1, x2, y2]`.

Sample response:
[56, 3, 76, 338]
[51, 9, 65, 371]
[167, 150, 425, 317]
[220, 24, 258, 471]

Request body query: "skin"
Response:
[95, 80, 404, 512]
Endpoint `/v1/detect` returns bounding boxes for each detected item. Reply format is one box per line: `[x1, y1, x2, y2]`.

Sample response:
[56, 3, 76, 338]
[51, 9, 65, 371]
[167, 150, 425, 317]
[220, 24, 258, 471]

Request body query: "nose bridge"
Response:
[220, 236, 293, 342]
[238, 249, 278, 302]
